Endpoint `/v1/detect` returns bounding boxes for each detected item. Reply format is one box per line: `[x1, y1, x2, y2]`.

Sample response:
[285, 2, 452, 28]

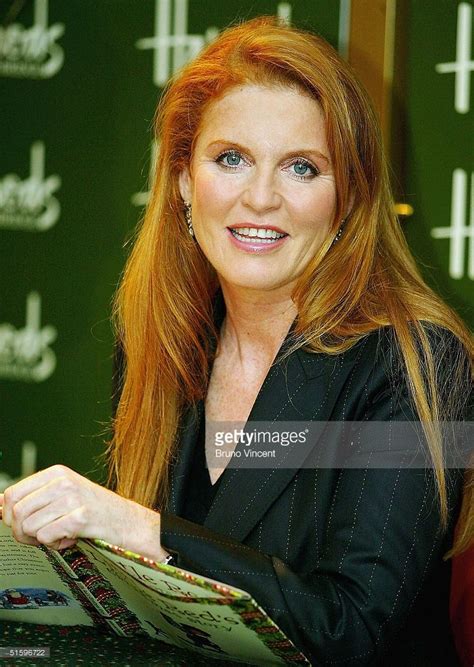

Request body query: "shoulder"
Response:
[294, 327, 400, 420]
[352, 321, 469, 366]
[296, 322, 471, 422]
[354, 323, 472, 421]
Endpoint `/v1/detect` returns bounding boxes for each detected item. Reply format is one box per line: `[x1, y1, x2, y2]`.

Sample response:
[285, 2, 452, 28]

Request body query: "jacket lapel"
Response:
[203, 341, 359, 541]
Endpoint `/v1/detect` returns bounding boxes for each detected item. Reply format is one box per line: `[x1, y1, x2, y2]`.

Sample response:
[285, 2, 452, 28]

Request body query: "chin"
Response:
[223, 276, 288, 292]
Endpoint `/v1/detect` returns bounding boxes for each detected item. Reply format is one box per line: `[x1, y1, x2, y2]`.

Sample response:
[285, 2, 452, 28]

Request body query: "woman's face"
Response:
[179, 84, 338, 295]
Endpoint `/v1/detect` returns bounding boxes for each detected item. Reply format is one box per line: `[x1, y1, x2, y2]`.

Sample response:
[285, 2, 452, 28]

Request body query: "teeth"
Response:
[231, 227, 285, 239]
[230, 228, 286, 244]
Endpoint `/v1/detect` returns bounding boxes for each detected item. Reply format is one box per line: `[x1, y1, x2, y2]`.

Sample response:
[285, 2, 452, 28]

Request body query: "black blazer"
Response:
[113, 292, 468, 666]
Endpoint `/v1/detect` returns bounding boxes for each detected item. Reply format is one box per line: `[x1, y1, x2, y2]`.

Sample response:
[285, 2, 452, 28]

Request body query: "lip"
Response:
[226, 227, 289, 253]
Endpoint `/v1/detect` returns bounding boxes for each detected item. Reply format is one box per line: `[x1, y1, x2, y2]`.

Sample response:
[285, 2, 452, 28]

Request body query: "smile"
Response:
[229, 227, 288, 244]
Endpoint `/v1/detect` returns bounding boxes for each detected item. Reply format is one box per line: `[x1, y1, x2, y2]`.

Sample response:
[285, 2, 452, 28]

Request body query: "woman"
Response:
[1, 16, 472, 666]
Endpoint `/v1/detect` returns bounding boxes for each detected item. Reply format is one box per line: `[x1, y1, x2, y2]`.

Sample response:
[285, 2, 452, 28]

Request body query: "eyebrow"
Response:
[206, 139, 331, 165]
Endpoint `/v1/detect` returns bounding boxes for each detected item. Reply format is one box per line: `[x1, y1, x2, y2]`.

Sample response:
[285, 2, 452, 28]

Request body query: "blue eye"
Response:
[216, 150, 243, 168]
[290, 159, 318, 179]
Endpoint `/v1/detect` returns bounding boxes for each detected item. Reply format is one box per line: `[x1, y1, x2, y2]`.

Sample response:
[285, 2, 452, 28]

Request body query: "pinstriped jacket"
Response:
[113, 290, 469, 666]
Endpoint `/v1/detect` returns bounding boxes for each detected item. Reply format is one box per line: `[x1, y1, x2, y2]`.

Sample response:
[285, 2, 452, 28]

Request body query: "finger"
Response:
[3, 466, 75, 527]
[2, 465, 76, 526]
[11, 522, 41, 546]
[9, 488, 52, 538]
[54, 538, 77, 551]
[16, 494, 76, 544]
[10, 478, 73, 538]
[36, 507, 87, 547]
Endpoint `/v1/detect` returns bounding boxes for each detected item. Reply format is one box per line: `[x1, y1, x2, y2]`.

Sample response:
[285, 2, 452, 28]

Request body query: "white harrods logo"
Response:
[0, 292, 57, 382]
[136, 0, 292, 88]
[0, 142, 61, 231]
[0, 0, 65, 79]
[431, 169, 474, 280]
[136, 0, 218, 88]
[435, 2, 473, 114]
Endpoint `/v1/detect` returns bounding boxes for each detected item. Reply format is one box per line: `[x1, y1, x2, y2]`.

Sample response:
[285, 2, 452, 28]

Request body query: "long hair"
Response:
[107, 16, 473, 556]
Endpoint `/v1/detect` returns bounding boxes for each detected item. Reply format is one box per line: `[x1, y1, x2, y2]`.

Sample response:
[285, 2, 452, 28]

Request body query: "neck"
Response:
[217, 283, 298, 371]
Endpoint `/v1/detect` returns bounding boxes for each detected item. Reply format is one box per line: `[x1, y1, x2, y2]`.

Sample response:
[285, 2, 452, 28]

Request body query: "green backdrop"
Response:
[403, 0, 473, 324]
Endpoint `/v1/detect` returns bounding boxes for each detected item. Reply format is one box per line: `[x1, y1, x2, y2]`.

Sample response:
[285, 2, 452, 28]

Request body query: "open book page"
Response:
[77, 539, 301, 665]
[0, 522, 93, 627]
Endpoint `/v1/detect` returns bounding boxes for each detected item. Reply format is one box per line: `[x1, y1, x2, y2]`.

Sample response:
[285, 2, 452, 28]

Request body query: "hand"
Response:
[0, 465, 169, 560]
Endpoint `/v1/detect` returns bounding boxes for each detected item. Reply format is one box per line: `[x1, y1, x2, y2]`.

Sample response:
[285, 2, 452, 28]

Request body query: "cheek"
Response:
[291, 183, 337, 231]
[194, 172, 238, 218]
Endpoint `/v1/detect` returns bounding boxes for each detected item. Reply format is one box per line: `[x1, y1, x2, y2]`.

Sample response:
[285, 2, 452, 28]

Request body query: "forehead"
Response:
[193, 83, 327, 154]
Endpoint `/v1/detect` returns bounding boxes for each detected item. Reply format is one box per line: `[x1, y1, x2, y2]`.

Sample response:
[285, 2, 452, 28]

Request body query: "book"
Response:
[0, 521, 310, 665]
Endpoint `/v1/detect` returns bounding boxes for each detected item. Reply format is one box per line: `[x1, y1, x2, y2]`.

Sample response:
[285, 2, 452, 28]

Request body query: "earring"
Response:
[184, 201, 194, 237]
[333, 218, 346, 244]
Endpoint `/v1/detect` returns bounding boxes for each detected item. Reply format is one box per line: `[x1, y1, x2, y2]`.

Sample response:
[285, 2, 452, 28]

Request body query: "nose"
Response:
[241, 166, 282, 213]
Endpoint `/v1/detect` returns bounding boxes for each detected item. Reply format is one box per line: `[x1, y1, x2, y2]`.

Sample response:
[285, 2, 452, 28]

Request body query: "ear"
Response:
[178, 167, 192, 202]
